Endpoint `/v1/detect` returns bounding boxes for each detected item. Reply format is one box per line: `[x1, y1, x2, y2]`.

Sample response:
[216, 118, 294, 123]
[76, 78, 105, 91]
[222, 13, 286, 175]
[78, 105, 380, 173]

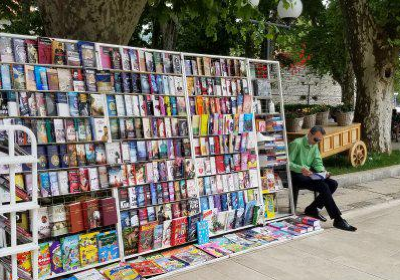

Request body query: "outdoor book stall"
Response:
[0, 32, 321, 280]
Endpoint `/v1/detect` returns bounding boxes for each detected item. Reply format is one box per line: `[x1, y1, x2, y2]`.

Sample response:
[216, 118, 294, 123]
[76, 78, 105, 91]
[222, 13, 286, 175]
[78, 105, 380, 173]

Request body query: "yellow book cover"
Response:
[264, 194, 275, 219]
[15, 174, 25, 202]
[195, 96, 204, 115]
[186, 77, 195, 96]
[192, 115, 200, 135]
[17, 251, 32, 273]
[79, 232, 99, 266]
[200, 114, 209, 136]
[164, 96, 171, 116]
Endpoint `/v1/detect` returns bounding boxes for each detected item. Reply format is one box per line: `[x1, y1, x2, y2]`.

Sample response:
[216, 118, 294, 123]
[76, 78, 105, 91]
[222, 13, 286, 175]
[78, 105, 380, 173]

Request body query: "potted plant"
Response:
[302, 106, 317, 129]
[313, 104, 330, 125]
[334, 104, 354, 126]
[285, 110, 304, 132]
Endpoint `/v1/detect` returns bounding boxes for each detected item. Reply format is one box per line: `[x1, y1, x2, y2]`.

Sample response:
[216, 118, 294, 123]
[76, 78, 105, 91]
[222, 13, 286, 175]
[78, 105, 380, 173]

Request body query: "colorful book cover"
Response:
[97, 230, 120, 262]
[129, 260, 166, 277]
[138, 222, 157, 253]
[171, 246, 214, 265]
[102, 264, 140, 280]
[50, 240, 64, 274]
[79, 232, 99, 266]
[38, 242, 51, 279]
[61, 234, 80, 271]
[17, 251, 32, 274]
[153, 257, 187, 272]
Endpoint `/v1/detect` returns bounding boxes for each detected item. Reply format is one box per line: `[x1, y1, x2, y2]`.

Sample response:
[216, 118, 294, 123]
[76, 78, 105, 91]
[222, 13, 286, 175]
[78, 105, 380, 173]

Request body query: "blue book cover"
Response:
[121, 72, 131, 93]
[203, 177, 211, 195]
[136, 141, 147, 161]
[97, 230, 119, 262]
[106, 95, 117, 116]
[237, 191, 245, 208]
[196, 220, 210, 245]
[0, 65, 11, 90]
[120, 211, 131, 229]
[37, 146, 48, 170]
[243, 113, 253, 132]
[200, 196, 209, 211]
[150, 74, 158, 93]
[128, 141, 138, 162]
[156, 75, 163, 94]
[61, 234, 80, 271]
[187, 213, 201, 242]
[131, 73, 141, 93]
[236, 94, 244, 111]
[77, 41, 96, 68]
[213, 195, 222, 211]
[243, 200, 256, 226]
[67, 92, 79, 117]
[153, 224, 163, 249]
[46, 145, 60, 169]
[12, 64, 25, 90]
[136, 186, 146, 207]
[140, 74, 150, 93]
[150, 183, 157, 205]
[39, 172, 51, 197]
[34, 66, 49, 90]
[170, 96, 177, 116]
[114, 73, 122, 93]
[220, 194, 229, 211]
[231, 192, 239, 210]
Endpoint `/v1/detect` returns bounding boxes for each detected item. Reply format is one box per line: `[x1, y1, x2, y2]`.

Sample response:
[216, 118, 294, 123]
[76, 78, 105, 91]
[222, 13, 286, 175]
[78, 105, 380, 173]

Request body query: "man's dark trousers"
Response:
[291, 172, 341, 219]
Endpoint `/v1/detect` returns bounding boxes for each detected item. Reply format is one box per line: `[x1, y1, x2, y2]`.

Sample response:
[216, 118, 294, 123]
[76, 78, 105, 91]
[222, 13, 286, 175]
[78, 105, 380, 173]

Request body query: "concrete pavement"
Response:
[166, 177, 400, 280]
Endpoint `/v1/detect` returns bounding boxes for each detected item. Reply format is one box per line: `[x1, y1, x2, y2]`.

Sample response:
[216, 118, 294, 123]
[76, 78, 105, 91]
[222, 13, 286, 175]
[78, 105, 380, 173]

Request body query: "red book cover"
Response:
[171, 203, 181, 219]
[79, 168, 90, 192]
[66, 202, 84, 233]
[129, 260, 165, 277]
[215, 155, 225, 174]
[99, 197, 118, 226]
[138, 221, 157, 253]
[68, 170, 80, 193]
[214, 136, 221, 154]
[38, 37, 52, 64]
[138, 208, 148, 225]
[170, 217, 188, 246]
[100, 47, 112, 69]
[81, 198, 101, 230]
[162, 183, 170, 203]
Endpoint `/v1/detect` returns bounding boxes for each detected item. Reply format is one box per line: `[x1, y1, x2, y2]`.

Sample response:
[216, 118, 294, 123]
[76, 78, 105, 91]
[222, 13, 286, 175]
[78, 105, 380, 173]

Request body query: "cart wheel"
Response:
[349, 141, 367, 167]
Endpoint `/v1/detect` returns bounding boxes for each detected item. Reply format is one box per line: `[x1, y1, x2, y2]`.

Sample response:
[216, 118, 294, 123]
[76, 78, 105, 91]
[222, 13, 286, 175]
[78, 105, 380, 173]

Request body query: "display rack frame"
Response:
[0, 32, 297, 280]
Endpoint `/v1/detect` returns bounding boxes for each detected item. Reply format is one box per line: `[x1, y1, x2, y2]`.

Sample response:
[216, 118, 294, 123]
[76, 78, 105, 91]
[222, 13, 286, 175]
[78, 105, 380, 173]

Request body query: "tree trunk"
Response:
[37, 0, 148, 45]
[339, 0, 398, 153]
[340, 61, 356, 108]
[160, 18, 178, 51]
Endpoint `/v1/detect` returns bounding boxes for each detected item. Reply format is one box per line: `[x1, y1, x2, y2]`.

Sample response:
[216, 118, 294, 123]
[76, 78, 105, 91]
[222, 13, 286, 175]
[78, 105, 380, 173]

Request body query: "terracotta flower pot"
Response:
[303, 114, 317, 129]
[336, 111, 354, 126]
[316, 110, 330, 125]
[286, 117, 304, 132]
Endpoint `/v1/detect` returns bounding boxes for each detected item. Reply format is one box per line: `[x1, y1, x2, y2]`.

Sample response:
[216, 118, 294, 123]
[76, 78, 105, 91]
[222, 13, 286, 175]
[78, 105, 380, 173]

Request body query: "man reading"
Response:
[289, 125, 357, 231]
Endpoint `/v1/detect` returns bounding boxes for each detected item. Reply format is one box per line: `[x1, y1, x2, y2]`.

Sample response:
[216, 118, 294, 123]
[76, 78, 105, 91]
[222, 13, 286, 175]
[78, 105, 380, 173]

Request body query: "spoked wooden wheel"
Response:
[349, 141, 367, 167]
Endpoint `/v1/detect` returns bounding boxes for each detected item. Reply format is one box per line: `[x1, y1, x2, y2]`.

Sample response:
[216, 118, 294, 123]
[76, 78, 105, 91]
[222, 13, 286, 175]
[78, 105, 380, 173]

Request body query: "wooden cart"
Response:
[287, 123, 367, 167]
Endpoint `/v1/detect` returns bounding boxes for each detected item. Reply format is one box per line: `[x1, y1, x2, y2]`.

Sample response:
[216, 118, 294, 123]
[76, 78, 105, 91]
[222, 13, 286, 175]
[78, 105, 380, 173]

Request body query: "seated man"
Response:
[289, 125, 357, 232]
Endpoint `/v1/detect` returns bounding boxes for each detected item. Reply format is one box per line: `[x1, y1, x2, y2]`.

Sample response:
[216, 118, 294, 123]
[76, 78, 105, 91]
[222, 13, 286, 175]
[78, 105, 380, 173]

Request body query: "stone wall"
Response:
[278, 67, 342, 106]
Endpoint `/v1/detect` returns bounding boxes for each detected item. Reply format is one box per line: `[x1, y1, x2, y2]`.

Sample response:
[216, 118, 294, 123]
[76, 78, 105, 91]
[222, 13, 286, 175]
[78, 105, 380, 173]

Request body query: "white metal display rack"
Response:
[0, 32, 297, 280]
[0, 125, 39, 280]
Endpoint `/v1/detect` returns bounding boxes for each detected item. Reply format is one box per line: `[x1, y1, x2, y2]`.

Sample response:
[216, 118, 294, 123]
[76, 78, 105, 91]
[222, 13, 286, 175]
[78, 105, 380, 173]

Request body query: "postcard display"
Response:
[0, 33, 295, 280]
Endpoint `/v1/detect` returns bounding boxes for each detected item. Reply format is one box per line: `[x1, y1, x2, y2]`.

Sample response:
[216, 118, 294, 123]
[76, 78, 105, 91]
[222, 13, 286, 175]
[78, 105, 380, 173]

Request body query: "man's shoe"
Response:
[333, 218, 357, 232]
[304, 208, 327, 222]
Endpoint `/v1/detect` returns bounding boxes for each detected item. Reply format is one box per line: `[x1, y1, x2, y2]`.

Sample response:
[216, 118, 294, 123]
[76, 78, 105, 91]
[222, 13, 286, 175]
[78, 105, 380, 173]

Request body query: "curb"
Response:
[332, 164, 400, 187]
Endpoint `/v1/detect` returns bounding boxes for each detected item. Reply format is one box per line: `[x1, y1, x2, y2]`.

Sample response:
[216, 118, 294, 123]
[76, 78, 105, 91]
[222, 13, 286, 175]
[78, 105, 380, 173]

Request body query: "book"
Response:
[26, 39, 38, 63]
[153, 257, 187, 272]
[78, 41, 96, 67]
[99, 197, 118, 226]
[49, 240, 64, 274]
[38, 242, 51, 279]
[171, 246, 214, 265]
[97, 230, 119, 262]
[81, 198, 101, 229]
[129, 260, 165, 277]
[79, 232, 99, 266]
[57, 68, 73, 91]
[61, 234, 80, 271]
[138, 222, 157, 253]
[170, 217, 187, 246]
[102, 264, 140, 280]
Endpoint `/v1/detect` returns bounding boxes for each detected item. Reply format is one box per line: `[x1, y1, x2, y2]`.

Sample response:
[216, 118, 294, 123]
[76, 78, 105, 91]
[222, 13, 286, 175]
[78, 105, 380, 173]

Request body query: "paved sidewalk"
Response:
[166, 177, 400, 280]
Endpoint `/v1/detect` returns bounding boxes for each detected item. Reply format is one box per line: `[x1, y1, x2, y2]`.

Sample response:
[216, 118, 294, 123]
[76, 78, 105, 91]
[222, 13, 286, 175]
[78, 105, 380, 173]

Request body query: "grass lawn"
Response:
[324, 150, 400, 176]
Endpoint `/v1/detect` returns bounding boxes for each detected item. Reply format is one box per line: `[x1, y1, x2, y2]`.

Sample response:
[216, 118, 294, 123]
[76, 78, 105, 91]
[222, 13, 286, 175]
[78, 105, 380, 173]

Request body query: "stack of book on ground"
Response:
[57, 216, 321, 280]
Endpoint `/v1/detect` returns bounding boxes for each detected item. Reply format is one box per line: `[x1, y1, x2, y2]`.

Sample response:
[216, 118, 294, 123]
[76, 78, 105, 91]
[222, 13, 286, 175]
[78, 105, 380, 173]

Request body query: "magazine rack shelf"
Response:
[0, 125, 39, 280]
[0, 32, 295, 280]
